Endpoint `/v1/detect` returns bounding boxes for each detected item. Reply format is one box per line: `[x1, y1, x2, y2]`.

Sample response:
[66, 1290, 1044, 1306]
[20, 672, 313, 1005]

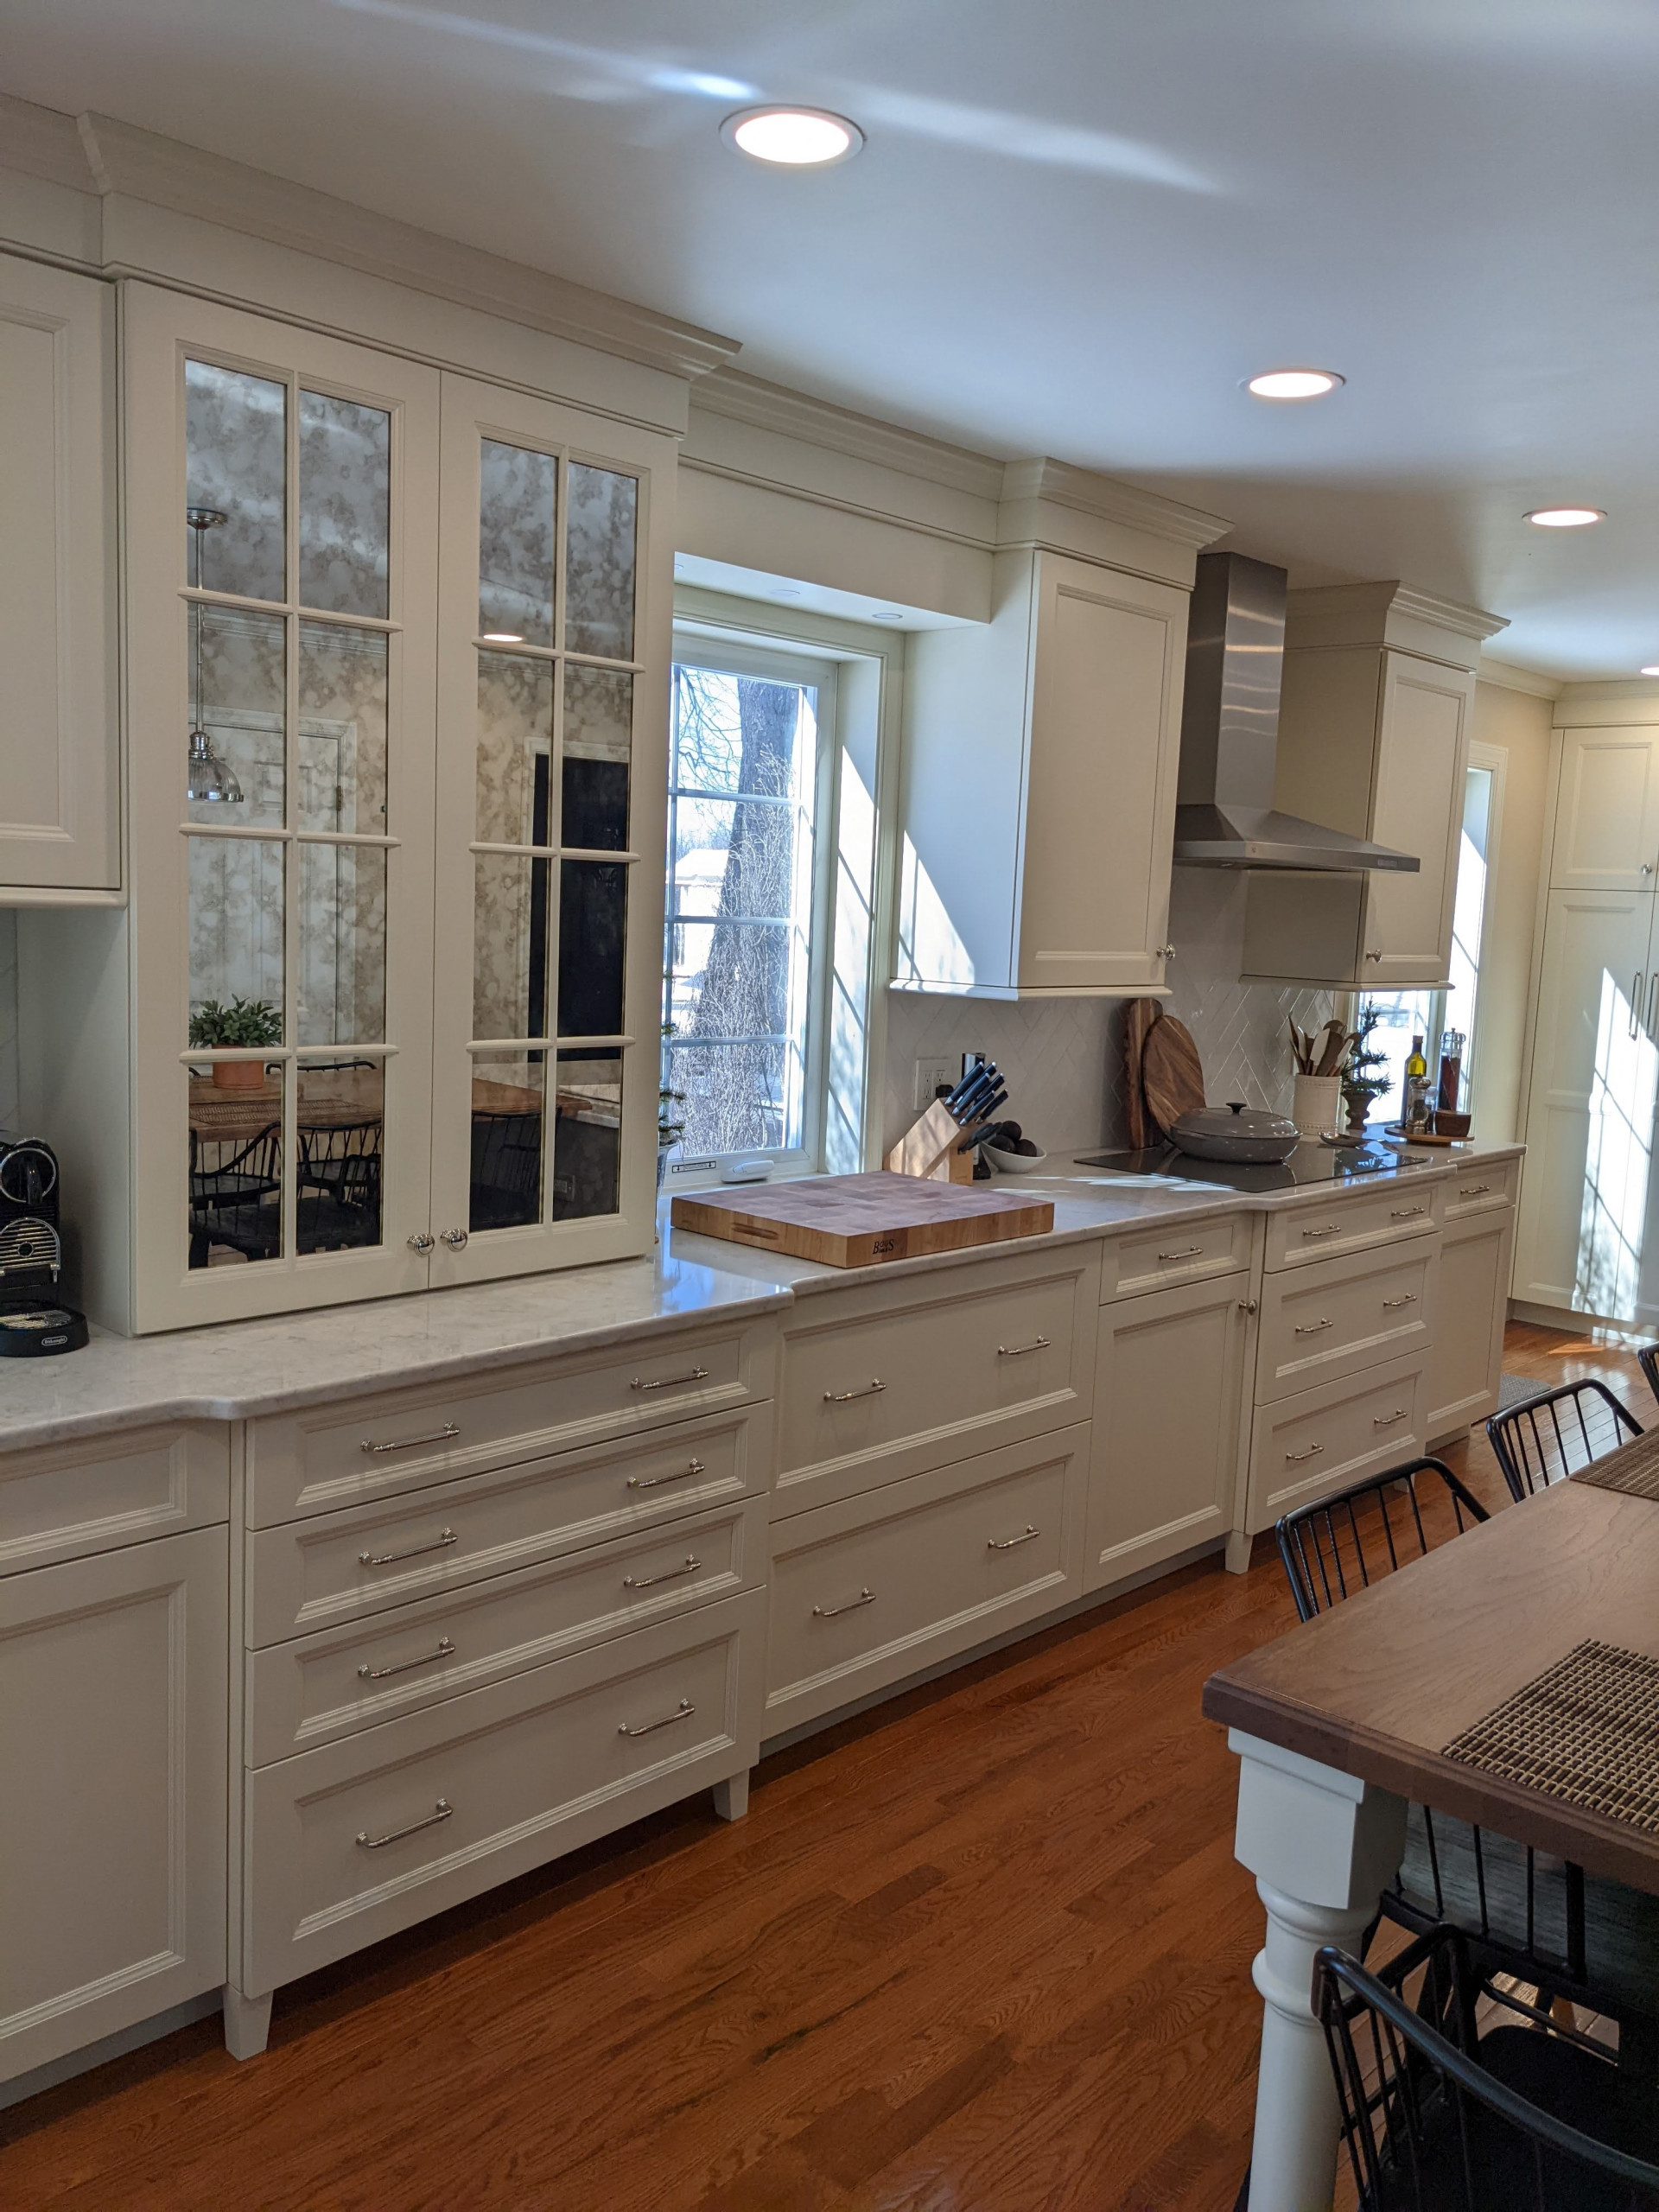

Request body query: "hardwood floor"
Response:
[1, 1321, 1647, 2211]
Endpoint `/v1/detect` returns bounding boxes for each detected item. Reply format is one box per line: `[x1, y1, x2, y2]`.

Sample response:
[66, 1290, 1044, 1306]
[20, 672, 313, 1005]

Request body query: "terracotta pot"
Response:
[212, 1059, 270, 1091]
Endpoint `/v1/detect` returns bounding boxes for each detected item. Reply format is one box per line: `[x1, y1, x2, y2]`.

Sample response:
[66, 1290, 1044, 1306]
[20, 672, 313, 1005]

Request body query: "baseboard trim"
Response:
[0, 1990, 221, 2112]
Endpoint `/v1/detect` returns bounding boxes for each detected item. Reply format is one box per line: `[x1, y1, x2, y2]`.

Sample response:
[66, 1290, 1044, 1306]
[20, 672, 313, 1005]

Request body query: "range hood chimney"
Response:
[1173, 551, 1419, 873]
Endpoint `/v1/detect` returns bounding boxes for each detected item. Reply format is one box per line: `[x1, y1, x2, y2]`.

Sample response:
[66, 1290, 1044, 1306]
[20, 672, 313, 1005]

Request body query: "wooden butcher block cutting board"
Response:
[671, 1171, 1055, 1269]
[1141, 1015, 1205, 1136]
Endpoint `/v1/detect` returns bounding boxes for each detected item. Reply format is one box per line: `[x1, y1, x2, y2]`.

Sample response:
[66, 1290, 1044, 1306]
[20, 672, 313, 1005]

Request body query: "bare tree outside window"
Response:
[664, 662, 818, 1160]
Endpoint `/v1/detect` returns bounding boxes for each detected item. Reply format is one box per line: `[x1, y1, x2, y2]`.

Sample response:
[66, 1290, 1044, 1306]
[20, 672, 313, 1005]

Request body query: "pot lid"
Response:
[1170, 1100, 1298, 1139]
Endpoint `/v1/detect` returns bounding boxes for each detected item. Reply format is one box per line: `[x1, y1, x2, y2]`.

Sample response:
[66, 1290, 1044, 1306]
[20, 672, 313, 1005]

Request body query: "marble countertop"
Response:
[0, 1140, 1522, 1453]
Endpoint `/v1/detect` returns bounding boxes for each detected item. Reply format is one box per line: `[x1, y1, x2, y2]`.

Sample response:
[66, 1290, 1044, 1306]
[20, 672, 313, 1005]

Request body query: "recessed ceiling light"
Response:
[1642, 666, 1659, 677]
[870, 610, 904, 622]
[1246, 368, 1344, 400]
[721, 107, 864, 167]
[481, 631, 524, 644]
[1526, 507, 1605, 528]
[772, 586, 804, 599]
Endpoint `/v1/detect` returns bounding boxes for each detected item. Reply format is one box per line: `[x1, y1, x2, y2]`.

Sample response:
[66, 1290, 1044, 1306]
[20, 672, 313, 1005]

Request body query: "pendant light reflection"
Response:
[185, 505, 244, 805]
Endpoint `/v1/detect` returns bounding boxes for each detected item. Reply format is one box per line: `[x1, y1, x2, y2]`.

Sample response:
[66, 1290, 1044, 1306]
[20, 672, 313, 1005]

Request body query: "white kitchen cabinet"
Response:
[0, 251, 119, 894]
[1085, 1271, 1252, 1588]
[1549, 725, 1659, 891]
[1242, 583, 1502, 989]
[1427, 1207, 1514, 1442]
[0, 1526, 228, 2086]
[898, 547, 1192, 998]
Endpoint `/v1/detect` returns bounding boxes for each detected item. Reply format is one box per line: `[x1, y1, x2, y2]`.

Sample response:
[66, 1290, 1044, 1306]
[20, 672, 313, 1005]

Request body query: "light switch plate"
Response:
[913, 1057, 956, 1110]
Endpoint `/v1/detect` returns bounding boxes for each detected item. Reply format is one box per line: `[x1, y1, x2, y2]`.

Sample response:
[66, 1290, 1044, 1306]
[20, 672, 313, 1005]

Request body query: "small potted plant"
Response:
[658, 1020, 687, 1187]
[1340, 1001, 1393, 1139]
[189, 996, 282, 1090]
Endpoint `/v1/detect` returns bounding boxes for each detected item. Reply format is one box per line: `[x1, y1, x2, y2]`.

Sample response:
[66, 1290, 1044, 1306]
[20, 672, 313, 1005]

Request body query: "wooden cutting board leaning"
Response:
[1123, 998, 1161, 1150]
[671, 1171, 1056, 1268]
[1140, 1015, 1206, 1137]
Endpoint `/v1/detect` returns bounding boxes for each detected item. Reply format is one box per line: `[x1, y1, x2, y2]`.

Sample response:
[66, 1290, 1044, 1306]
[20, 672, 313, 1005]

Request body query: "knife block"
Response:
[886, 1099, 976, 1182]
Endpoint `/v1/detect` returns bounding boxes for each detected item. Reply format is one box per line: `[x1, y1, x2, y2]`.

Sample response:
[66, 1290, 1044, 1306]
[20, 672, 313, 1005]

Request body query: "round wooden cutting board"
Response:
[1141, 1015, 1205, 1135]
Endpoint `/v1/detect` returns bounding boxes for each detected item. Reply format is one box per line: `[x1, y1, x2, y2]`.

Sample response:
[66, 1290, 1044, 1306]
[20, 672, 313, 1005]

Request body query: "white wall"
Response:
[1467, 679, 1552, 1146]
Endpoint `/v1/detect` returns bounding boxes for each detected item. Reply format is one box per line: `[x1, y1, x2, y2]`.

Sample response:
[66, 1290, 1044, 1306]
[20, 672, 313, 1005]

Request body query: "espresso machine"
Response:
[0, 1135, 88, 1355]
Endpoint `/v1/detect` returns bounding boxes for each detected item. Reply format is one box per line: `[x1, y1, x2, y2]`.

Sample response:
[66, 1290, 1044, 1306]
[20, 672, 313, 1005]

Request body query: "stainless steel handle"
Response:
[1389, 1206, 1427, 1221]
[1459, 1184, 1491, 1199]
[1649, 971, 1659, 1036]
[1373, 1408, 1409, 1427]
[823, 1378, 886, 1402]
[1635, 972, 1645, 1041]
[358, 1637, 454, 1682]
[1301, 1224, 1340, 1240]
[439, 1227, 468, 1249]
[406, 1232, 435, 1255]
[618, 1697, 694, 1738]
[813, 1587, 874, 1619]
[359, 1526, 457, 1567]
[1284, 1442, 1325, 1464]
[631, 1366, 711, 1393]
[623, 1554, 702, 1591]
[1382, 1294, 1418, 1311]
[996, 1337, 1051, 1358]
[627, 1458, 706, 1491]
[1157, 1245, 1205, 1261]
[1294, 1318, 1333, 1336]
[1237, 1299, 1258, 1314]
[987, 1524, 1040, 1551]
[357, 1798, 452, 1849]
[361, 1422, 460, 1457]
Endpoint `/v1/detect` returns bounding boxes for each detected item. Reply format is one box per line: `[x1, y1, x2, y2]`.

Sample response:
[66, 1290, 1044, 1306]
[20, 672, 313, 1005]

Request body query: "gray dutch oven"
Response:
[1167, 1100, 1299, 1164]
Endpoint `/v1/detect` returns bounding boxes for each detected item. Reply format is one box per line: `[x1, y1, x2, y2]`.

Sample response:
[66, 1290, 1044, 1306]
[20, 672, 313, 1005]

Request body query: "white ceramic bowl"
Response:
[984, 1143, 1049, 1174]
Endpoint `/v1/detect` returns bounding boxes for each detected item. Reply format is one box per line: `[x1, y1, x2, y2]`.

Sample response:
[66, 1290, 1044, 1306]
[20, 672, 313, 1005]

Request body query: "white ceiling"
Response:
[7, 0, 1659, 677]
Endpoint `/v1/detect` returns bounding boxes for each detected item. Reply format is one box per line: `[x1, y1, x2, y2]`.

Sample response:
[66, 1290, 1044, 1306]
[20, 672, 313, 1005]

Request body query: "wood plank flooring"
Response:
[1, 1319, 1647, 2211]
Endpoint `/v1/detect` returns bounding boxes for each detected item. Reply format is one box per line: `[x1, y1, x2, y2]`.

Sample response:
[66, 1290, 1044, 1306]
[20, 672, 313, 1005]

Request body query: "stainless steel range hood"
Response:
[1173, 551, 1419, 872]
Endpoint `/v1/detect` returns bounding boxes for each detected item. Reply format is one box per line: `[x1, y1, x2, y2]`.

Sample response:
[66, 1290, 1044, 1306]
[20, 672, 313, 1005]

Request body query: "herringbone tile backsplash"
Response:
[880, 868, 1335, 1157]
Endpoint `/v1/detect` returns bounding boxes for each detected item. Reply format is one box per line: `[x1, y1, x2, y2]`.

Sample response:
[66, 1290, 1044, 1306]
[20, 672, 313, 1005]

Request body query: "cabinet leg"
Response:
[222, 1985, 273, 2061]
[712, 1770, 750, 1822]
[1225, 1529, 1255, 1576]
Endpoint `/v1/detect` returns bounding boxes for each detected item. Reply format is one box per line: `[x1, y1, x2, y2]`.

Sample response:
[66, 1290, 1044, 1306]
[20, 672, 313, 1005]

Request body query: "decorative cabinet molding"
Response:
[0, 250, 119, 895]
[1548, 725, 1659, 891]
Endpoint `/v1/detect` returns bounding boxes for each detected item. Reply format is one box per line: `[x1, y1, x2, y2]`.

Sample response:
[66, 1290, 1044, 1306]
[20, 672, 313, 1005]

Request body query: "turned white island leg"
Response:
[1228, 1730, 1406, 2211]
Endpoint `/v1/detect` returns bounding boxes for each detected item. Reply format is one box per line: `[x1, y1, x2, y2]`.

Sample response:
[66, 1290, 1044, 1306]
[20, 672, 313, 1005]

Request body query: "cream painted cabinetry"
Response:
[1427, 1205, 1515, 1441]
[1549, 726, 1659, 891]
[0, 251, 119, 894]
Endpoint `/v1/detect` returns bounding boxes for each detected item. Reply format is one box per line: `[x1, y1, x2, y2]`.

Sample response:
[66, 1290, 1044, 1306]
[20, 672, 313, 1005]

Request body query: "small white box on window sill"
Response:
[719, 1158, 773, 1185]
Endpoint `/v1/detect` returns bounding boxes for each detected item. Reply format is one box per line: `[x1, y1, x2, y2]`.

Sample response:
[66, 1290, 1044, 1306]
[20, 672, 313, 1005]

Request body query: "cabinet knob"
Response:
[1364, 949, 1383, 963]
[1237, 1299, 1258, 1314]
[406, 1232, 435, 1255]
[1156, 944, 1176, 960]
[440, 1227, 469, 1249]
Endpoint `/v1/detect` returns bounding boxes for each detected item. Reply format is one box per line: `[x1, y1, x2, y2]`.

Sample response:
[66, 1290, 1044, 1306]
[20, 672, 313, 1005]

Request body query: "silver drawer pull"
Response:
[360, 1422, 460, 1457]
[987, 1524, 1040, 1551]
[618, 1697, 695, 1738]
[823, 1378, 886, 1402]
[997, 1337, 1051, 1358]
[627, 1458, 706, 1491]
[1382, 1294, 1418, 1311]
[1459, 1184, 1491, 1199]
[630, 1366, 710, 1393]
[813, 1586, 875, 1619]
[358, 1637, 455, 1682]
[1300, 1224, 1340, 1240]
[1390, 1206, 1427, 1222]
[356, 1798, 452, 1850]
[624, 1554, 702, 1591]
[359, 1526, 457, 1567]
[1157, 1245, 1205, 1261]
[1294, 1318, 1333, 1336]
[1373, 1408, 1409, 1427]
[1284, 1442, 1325, 1463]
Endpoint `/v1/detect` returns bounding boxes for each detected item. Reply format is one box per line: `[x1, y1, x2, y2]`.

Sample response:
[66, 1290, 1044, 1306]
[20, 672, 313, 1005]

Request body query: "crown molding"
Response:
[1391, 583, 1508, 643]
[998, 457, 1230, 552]
[1477, 657, 1562, 700]
[36, 105, 739, 381]
[691, 369, 1006, 501]
[1288, 577, 1507, 647]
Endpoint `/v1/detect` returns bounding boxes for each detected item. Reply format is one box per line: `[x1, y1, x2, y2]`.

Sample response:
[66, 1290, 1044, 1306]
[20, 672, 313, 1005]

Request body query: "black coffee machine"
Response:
[0, 1135, 88, 1356]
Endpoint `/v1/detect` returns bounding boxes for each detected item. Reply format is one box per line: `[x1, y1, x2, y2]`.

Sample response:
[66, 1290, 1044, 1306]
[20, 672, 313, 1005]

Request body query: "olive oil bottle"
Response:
[1402, 1033, 1429, 1131]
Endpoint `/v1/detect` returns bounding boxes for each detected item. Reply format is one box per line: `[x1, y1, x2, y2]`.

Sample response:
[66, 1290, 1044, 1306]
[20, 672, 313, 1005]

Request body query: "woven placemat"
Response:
[1571, 1427, 1659, 1502]
[1443, 1640, 1659, 1834]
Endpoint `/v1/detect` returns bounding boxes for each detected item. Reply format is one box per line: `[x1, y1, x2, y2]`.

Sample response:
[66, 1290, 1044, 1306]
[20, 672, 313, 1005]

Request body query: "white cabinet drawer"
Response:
[1099, 1210, 1252, 1300]
[245, 1588, 764, 1995]
[0, 1422, 229, 1576]
[774, 1249, 1097, 1517]
[1264, 1178, 1444, 1271]
[1441, 1156, 1518, 1220]
[1255, 1238, 1440, 1403]
[1244, 1352, 1429, 1533]
[247, 1409, 761, 1648]
[765, 1424, 1089, 1734]
[245, 1322, 777, 1528]
[246, 1495, 766, 1764]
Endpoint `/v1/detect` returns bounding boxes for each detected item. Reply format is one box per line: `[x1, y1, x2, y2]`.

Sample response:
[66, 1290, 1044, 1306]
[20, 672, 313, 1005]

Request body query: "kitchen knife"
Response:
[950, 1066, 1000, 1123]
[943, 1060, 997, 1116]
[956, 1088, 1010, 1148]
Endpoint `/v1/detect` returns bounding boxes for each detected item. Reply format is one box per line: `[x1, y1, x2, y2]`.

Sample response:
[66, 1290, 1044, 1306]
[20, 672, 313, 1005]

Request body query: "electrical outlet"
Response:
[913, 1057, 957, 1110]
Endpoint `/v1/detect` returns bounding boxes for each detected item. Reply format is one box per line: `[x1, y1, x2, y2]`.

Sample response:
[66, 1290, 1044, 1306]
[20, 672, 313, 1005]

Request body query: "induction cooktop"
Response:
[1071, 1141, 1440, 1194]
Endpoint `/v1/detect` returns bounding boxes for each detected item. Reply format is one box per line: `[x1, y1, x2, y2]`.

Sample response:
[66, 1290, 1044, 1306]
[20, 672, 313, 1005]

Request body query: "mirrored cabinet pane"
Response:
[469, 1054, 544, 1231]
[296, 1061, 384, 1254]
[475, 653, 552, 848]
[479, 439, 556, 648]
[474, 853, 550, 1040]
[552, 1052, 620, 1220]
[558, 861, 626, 1037]
[185, 360, 287, 603]
[563, 463, 637, 660]
[189, 834, 285, 1026]
[298, 391, 391, 618]
[298, 842, 386, 1046]
[562, 664, 631, 850]
[187, 605, 286, 826]
[188, 1067, 284, 1270]
[299, 623, 388, 834]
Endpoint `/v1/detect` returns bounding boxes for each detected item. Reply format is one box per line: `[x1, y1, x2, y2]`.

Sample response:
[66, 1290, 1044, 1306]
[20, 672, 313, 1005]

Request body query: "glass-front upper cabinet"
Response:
[125, 287, 440, 1330]
[429, 377, 667, 1285]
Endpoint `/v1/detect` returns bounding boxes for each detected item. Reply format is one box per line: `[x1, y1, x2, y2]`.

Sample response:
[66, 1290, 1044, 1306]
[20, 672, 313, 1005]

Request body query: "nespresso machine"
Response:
[0, 1135, 88, 1355]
